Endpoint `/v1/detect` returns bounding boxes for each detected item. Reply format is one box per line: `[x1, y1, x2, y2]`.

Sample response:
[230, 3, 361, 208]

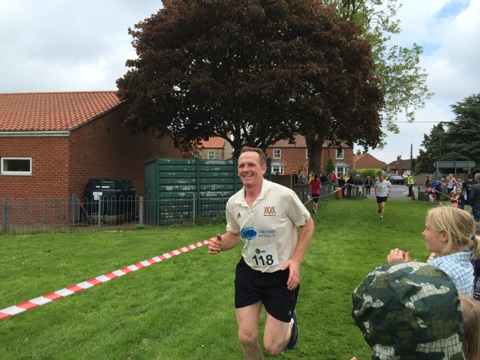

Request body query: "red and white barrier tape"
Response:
[0, 240, 209, 320]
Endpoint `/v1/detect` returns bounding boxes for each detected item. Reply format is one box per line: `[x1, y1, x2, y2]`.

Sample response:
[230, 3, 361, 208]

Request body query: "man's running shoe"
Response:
[286, 311, 298, 350]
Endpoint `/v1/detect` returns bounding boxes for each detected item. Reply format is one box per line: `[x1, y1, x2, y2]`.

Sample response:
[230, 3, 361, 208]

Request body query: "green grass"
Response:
[0, 197, 433, 359]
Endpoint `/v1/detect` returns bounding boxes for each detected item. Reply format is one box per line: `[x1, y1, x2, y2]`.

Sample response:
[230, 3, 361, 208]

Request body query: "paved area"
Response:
[364, 184, 425, 201]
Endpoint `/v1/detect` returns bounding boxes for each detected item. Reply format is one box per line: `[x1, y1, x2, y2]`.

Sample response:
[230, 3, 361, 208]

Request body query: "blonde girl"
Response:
[388, 206, 480, 295]
[460, 294, 480, 360]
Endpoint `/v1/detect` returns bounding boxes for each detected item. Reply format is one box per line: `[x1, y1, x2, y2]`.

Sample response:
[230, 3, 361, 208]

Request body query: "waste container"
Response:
[336, 188, 342, 199]
[83, 178, 135, 217]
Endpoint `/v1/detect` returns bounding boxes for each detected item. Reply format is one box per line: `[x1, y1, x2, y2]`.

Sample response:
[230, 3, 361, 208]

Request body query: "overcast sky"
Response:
[1, 0, 479, 163]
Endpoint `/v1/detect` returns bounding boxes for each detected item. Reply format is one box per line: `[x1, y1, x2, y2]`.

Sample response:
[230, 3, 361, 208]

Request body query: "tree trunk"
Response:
[305, 134, 326, 176]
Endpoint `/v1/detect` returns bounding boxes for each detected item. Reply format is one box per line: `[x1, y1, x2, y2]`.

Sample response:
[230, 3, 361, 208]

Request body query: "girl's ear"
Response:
[441, 230, 449, 243]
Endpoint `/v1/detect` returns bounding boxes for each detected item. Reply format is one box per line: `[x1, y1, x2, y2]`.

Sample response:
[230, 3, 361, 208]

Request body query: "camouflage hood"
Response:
[352, 262, 464, 360]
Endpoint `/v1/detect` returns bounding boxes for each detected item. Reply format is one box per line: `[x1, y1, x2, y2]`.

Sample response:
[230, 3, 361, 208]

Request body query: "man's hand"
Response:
[281, 259, 300, 291]
[208, 234, 223, 255]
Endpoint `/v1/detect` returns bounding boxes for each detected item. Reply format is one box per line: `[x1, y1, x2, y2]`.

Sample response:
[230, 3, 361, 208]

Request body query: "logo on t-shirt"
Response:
[241, 227, 257, 241]
[263, 206, 276, 216]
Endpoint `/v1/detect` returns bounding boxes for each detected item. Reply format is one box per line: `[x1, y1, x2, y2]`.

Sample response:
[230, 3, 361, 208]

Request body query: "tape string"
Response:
[0, 240, 209, 320]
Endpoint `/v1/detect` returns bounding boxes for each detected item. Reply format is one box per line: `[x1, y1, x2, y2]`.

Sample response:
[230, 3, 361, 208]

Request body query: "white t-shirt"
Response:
[375, 180, 391, 197]
[226, 179, 311, 273]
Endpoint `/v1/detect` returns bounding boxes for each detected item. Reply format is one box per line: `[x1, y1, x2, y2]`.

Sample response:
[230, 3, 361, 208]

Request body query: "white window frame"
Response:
[1, 157, 32, 176]
[336, 148, 344, 159]
[273, 149, 281, 159]
[335, 167, 347, 177]
[271, 165, 284, 175]
[207, 150, 216, 160]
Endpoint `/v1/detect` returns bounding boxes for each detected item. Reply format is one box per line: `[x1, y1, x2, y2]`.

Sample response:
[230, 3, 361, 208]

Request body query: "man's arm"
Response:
[208, 230, 241, 255]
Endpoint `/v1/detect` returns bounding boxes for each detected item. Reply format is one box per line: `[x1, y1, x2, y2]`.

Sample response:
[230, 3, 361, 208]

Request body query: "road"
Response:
[365, 184, 424, 201]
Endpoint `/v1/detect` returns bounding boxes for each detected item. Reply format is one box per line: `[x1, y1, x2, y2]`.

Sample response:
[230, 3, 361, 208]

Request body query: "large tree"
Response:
[326, 0, 432, 134]
[117, 0, 384, 173]
[414, 123, 446, 174]
[414, 94, 480, 174]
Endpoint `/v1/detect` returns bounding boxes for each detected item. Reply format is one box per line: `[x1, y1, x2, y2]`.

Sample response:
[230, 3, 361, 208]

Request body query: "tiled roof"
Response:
[272, 135, 351, 148]
[200, 137, 225, 148]
[0, 91, 121, 132]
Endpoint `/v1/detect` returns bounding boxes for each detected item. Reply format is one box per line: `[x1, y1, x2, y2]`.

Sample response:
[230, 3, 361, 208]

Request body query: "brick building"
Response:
[0, 91, 182, 200]
[386, 155, 412, 176]
[353, 151, 387, 171]
[266, 135, 354, 176]
[197, 137, 233, 160]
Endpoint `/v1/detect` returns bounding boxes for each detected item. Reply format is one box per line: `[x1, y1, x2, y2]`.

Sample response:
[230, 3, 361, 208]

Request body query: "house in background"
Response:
[197, 137, 233, 160]
[353, 150, 387, 171]
[265, 135, 354, 176]
[386, 155, 412, 176]
[0, 91, 183, 201]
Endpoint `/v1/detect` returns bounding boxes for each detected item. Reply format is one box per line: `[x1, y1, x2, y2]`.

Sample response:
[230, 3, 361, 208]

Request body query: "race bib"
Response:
[247, 243, 279, 268]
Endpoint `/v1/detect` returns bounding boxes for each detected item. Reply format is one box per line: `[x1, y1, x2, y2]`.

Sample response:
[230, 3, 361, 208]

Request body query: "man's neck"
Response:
[244, 179, 264, 207]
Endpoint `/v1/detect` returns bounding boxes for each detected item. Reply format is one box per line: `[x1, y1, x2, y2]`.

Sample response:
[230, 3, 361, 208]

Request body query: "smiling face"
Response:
[237, 150, 267, 189]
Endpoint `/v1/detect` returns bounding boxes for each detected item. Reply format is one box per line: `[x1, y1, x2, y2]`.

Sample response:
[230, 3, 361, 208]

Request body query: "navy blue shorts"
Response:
[234, 258, 299, 322]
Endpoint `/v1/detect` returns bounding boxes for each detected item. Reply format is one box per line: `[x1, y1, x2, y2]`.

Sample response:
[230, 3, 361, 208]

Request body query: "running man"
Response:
[208, 147, 314, 359]
[375, 173, 392, 220]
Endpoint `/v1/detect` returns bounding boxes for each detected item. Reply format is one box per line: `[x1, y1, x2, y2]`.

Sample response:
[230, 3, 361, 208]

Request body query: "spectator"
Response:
[320, 172, 329, 184]
[387, 206, 480, 295]
[292, 171, 298, 185]
[338, 174, 346, 197]
[430, 176, 443, 206]
[469, 173, 480, 221]
[330, 172, 337, 184]
[447, 173, 458, 195]
[463, 174, 475, 211]
[346, 175, 354, 197]
[297, 172, 307, 185]
[407, 173, 414, 197]
[364, 176, 373, 195]
[459, 294, 480, 360]
[453, 187, 467, 210]
[425, 175, 432, 188]
[352, 262, 464, 359]
[308, 171, 315, 183]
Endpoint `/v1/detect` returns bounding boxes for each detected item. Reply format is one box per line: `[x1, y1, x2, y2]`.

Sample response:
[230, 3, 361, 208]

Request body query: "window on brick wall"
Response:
[207, 150, 215, 159]
[271, 165, 284, 175]
[336, 166, 347, 176]
[273, 149, 281, 159]
[336, 148, 344, 159]
[1, 157, 32, 176]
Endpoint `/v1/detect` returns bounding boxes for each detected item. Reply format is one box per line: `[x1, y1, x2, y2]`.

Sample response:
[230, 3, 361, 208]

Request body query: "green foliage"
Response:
[325, 158, 335, 175]
[356, 168, 384, 179]
[0, 200, 433, 359]
[326, 0, 432, 137]
[415, 94, 480, 173]
[117, 0, 383, 160]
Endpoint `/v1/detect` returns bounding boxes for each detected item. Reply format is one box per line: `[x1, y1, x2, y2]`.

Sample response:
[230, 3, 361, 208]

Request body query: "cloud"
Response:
[0, 0, 162, 92]
[367, 0, 479, 162]
[1, 0, 478, 165]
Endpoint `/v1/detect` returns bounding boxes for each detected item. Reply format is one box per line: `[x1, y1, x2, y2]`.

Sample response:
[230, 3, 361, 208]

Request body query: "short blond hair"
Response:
[426, 207, 475, 255]
[460, 295, 480, 360]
